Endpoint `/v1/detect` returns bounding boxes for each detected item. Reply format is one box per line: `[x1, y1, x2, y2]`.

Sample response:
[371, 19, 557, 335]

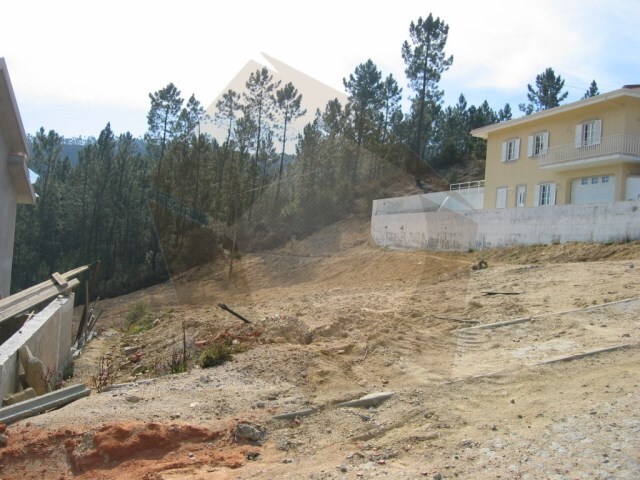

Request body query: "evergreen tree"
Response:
[275, 82, 306, 203]
[343, 59, 384, 184]
[519, 67, 568, 114]
[401, 14, 453, 163]
[583, 80, 600, 99]
[242, 67, 281, 213]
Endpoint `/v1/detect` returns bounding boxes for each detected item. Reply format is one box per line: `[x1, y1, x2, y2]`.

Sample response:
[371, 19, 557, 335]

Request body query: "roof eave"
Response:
[8, 154, 36, 205]
[470, 88, 640, 140]
[0, 58, 30, 156]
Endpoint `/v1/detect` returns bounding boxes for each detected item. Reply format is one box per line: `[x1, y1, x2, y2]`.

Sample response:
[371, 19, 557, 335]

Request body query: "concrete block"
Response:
[336, 391, 395, 409]
[3, 387, 36, 406]
[0, 384, 90, 425]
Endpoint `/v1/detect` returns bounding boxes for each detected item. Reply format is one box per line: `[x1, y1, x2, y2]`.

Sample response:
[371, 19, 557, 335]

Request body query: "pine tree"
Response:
[401, 14, 453, 163]
[583, 80, 600, 99]
[519, 68, 568, 114]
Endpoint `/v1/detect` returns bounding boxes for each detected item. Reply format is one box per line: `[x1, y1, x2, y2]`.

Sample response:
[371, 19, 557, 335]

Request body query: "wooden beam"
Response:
[51, 272, 68, 288]
[0, 278, 80, 324]
[0, 265, 89, 312]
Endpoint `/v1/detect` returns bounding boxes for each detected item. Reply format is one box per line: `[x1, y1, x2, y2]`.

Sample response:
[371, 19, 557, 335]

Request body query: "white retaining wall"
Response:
[0, 294, 74, 404]
[373, 189, 484, 215]
[371, 198, 640, 251]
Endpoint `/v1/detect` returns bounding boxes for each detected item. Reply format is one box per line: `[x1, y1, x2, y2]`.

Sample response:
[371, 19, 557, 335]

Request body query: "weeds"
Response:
[166, 348, 191, 374]
[125, 301, 153, 333]
[198, 342, 233, 368]
[92, 355, 116, 392]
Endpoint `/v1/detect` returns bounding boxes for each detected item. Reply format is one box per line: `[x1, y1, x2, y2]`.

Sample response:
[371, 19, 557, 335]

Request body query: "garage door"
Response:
[571, 175, 615, 205]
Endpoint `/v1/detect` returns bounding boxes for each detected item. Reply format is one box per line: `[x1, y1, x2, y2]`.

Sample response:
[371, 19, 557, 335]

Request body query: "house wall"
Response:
[0, 133, 18, 298]
[483, 98, 640, 209]
[371, 200, 640, 251]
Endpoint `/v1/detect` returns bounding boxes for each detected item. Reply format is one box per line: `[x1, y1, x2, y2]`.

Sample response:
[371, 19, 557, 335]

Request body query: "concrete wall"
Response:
[371, 199, 640, 251]
[373, 189, 484, 216]
[0, 133, 18, 299]
[0, 294, 74, 404]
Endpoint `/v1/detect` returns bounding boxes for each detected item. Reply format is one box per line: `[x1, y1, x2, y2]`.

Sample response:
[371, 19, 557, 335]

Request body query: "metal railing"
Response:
[539, 134, 640, 167]
[450, 179, 485, 191]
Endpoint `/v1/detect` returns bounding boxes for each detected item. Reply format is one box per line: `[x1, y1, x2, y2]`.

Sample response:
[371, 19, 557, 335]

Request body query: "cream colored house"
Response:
[471, 85, 640, 209]
[0, 58, 35, 297]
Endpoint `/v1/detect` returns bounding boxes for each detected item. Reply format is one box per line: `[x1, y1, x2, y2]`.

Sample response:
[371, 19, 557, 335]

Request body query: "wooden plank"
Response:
[0, 278, 80, 324]
[0, 265, 89, 312]
[51, 272, 68, 288]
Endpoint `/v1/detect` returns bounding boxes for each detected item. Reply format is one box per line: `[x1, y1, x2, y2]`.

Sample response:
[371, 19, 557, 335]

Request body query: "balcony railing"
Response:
[450, 179, 485, 191]
[539, 134, 640, 167]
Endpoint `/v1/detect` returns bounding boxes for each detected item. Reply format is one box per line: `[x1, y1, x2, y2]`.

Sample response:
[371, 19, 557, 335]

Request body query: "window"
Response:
[534, 183, 556, 206]
[591, 177, 599, 184]
[581, 178, 589, 185]
[527, 132, 549, 157]
[516, 185, 526, 207]
[575, 119, 602, 147]
[601, 176, 609, 183]
[501, 138, 520, 162]
[496, 187, 508, 208]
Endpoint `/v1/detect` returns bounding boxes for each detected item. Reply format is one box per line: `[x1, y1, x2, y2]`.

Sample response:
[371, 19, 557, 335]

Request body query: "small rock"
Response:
[283, 458, 293, 464]
[491, 425, 498, 431]
[0, 433, 8, 448]
[433, 474, 443, 480]
[339, 464, 348, 472]
[123, 346, 141, 356]
[190, 402, 199, 408]
[125, 395, 142, 403]
[256, 401, 266, 408]
[246, 451, 261, 460]
[622, 333, 631, 338]
[170, 414, 181, 420]
[235, 423, 267, 444]
[131, 364, 145, 375]
[510, 399, 515, 404]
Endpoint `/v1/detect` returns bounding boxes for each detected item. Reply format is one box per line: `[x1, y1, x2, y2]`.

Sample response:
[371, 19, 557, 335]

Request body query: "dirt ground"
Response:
[2, 217, 640, 479]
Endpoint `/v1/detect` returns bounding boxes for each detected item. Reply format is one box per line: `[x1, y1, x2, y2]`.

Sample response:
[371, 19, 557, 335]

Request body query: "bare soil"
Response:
[2, 217, 640, 479]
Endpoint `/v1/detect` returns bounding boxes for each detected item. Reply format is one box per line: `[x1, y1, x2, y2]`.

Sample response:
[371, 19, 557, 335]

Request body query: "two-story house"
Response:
[471, 85, 640, 209]
[0, 58, 35, 297]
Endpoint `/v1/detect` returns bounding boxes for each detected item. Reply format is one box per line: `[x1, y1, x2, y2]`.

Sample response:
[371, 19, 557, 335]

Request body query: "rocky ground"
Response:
[1, 217, 640, 479]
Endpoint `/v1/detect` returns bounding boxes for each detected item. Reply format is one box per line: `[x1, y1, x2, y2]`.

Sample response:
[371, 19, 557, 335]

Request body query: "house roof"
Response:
[0, 58, 35, 205]
[470, 86, 640, 140]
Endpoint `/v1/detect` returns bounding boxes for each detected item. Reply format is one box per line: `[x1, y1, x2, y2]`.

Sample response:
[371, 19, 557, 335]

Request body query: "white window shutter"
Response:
[542, 132, 549, 154]
[593, 120, 602, 145]
[501, 141, 507, 162]
[549, 184, 557, 206]
[527, 136, 534, 157]
[534, 185, 541, 206]
[575, 125, 583, 148]
[514, 138, 520, 160]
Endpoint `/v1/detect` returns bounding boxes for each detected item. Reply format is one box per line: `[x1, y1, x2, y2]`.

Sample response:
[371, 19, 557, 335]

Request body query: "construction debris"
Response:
[0, 384, 90, 425]
[218, 303, 252, 324]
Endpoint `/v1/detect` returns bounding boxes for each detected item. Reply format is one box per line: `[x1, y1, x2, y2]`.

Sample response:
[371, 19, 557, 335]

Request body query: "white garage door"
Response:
[571, 175, 615, 205]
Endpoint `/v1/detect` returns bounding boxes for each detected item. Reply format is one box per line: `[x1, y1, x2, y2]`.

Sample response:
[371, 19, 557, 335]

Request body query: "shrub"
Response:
[199, 342, 233, 368]
[125, 301, 153, 333]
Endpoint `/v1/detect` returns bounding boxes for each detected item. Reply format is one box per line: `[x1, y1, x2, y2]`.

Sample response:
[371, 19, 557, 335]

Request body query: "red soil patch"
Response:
[0, 421, 251, 479]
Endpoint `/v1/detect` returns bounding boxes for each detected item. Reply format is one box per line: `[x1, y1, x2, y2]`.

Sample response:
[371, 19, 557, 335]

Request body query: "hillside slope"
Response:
[2, 218, 640, 479]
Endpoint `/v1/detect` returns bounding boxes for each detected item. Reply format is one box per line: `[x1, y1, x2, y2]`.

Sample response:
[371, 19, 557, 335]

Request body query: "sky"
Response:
[2, 0, 639, 141]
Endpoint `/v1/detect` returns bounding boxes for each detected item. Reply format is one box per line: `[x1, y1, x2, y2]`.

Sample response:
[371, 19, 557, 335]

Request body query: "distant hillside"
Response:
[27, 135, 145, 166]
